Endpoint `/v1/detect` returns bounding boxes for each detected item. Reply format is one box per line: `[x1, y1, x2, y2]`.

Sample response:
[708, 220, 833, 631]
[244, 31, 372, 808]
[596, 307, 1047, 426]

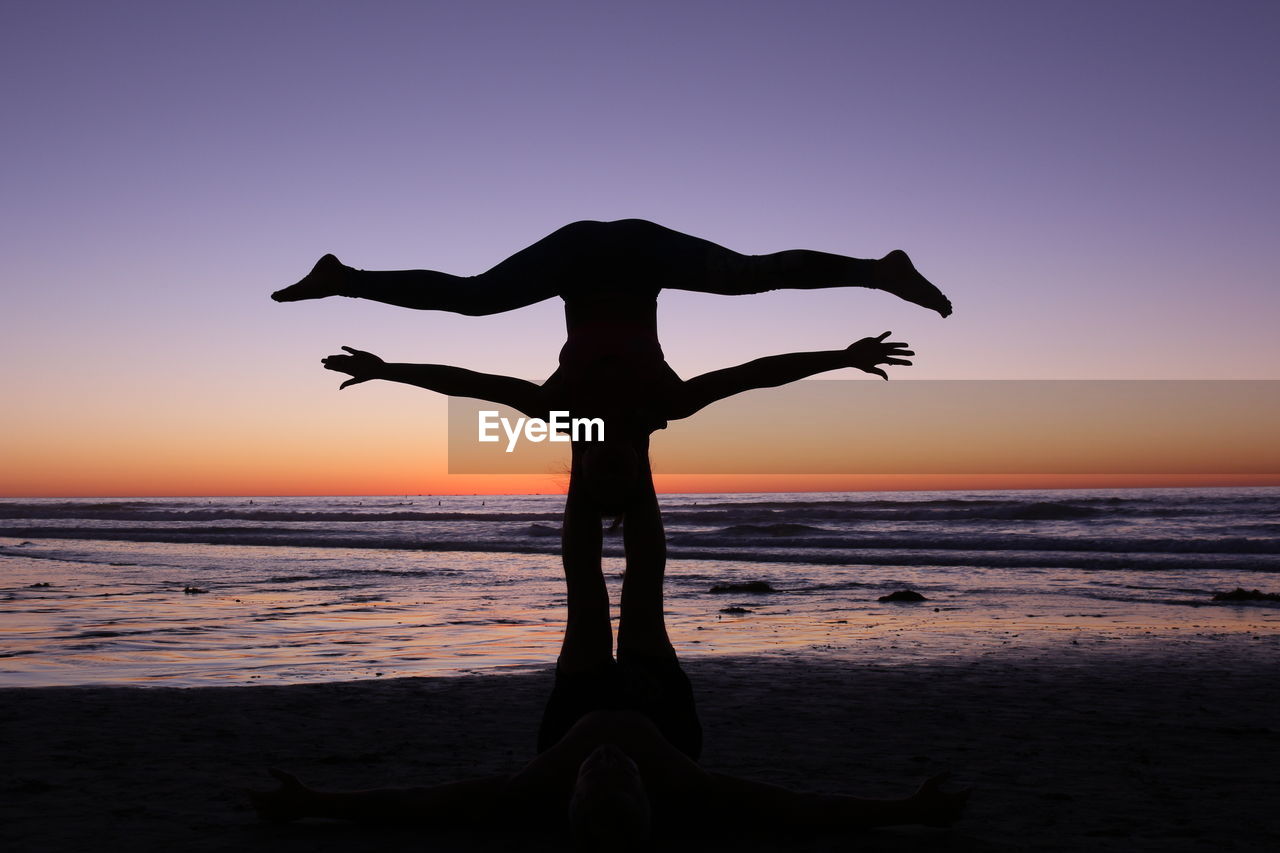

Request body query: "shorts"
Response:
[537, 655, 702, 760]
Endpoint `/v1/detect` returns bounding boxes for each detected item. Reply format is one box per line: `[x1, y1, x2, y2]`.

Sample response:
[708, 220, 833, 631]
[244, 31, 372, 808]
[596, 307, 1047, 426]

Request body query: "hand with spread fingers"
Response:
[322, 346, 386, 390]
[846, 331, 914, 380]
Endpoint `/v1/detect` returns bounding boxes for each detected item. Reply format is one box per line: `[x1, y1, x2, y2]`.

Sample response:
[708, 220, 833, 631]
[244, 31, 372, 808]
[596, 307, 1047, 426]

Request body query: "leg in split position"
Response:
[273, 219, 952, 317]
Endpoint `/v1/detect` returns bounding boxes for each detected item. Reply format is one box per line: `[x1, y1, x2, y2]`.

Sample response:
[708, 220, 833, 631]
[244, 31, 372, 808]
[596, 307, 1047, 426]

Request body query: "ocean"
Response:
[2, 487, 1278, 687]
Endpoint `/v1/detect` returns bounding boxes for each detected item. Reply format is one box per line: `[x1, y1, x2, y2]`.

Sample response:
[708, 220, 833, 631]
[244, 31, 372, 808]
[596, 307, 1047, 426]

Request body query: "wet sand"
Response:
[4, 641, 1278, 852]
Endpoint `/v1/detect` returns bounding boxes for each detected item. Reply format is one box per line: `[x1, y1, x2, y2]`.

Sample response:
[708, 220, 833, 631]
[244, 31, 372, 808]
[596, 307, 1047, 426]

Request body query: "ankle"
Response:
[336, 263, 359, 297]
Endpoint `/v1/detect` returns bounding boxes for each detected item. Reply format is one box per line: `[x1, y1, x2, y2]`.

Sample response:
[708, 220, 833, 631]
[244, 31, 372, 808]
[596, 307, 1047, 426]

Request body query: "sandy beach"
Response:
[5, 636, 1278, 853]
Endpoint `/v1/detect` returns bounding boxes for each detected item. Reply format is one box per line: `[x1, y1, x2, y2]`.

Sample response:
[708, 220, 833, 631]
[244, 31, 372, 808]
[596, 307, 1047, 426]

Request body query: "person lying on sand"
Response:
[249, 458, 969, 846]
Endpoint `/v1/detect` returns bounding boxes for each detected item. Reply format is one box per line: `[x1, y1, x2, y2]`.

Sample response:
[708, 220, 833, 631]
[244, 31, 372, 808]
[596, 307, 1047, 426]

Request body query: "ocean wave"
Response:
[0, 527, 568, 556]
[259, 567, 467, 583]
[0, 507, 564, 523]
[715, 523, 829, 536]
[659, 502, 1182, 524]
[6, 529, 1279, 573]
[5, 494, 1274, 527]
[666, 532, 1280, 555]
[8, 524, 1280, 557]
[660, 547, 1280, 573]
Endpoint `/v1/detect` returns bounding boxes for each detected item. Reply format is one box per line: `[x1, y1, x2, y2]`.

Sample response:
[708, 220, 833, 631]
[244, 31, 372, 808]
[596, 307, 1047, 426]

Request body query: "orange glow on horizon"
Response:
[6, 381, 1278, 498]
[3, 472, 1277, 499]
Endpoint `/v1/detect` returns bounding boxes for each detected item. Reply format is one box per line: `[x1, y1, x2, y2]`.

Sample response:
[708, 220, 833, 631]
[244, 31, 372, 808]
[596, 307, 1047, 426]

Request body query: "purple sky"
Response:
[3, 1, 1277, 495]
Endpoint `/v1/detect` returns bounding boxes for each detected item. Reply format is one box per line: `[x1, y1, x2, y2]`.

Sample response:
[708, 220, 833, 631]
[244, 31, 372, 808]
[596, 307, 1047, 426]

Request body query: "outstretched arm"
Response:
[668, 332, 912, 421]
[701, 770, 969, 829]
[322, 346, 548, 418]
[249, 768, 518, 825]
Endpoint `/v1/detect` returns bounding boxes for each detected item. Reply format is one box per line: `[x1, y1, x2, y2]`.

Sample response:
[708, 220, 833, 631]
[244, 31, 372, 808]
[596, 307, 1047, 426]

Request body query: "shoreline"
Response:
[5, 645, 1278, 851]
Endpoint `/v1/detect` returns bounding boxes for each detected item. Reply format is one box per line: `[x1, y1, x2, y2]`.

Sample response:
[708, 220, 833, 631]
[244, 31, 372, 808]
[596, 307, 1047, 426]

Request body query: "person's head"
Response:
[579, 439, 640, 517]
[567, 744, 651, 851]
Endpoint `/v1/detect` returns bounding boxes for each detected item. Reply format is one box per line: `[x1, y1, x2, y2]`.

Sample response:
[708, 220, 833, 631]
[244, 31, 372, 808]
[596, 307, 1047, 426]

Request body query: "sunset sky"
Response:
[3, 1, 1277, 497]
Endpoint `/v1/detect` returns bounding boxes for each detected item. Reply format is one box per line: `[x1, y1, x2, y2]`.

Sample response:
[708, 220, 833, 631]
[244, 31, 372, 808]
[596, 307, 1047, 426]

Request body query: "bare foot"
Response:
[875, 250, 953, 317]
[908, 772, 971, 826]
[247, 768, 314, 823]
[272, 254, 350, 302]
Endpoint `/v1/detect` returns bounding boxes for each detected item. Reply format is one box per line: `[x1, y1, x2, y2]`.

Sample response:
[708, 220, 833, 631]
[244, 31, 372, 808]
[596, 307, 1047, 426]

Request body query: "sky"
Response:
[2, 0, 1277, 497]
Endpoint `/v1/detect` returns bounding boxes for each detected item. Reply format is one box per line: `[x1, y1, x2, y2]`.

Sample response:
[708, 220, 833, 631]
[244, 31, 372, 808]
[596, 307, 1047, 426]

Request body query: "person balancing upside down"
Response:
[273, 218, 950, 437]
[278, 218, 948, 476]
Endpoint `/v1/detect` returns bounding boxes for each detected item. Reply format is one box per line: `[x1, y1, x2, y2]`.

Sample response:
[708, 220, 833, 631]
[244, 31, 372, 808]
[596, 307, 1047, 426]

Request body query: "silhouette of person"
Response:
[249, 462, 969, 845]
[281, 218, 948, 511]
[256, 222, 965, 843]
[321, 330, 912, 451]
[275, 219, 948, 425]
